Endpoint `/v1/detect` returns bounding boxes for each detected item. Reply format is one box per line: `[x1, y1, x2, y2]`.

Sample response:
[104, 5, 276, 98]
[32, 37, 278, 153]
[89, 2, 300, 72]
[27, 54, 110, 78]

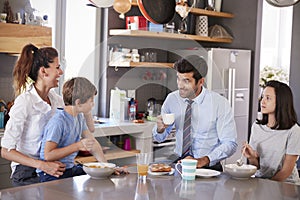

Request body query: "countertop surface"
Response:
[1, 169, 300, 200]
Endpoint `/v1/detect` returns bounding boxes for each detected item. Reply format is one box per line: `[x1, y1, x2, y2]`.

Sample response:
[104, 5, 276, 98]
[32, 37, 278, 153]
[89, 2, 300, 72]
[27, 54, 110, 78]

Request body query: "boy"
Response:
[38, 77, 107, 182]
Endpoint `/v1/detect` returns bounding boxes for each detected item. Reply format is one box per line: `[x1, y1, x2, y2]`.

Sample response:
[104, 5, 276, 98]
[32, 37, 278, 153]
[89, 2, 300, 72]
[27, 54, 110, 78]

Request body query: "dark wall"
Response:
[290, 3, 300, 123]
[104, 0, 262, 134]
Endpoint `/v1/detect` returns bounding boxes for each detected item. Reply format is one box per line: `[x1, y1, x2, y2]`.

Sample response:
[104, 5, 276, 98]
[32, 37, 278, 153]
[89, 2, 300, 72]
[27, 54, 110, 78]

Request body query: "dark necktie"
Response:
[182, 99, 193, 157]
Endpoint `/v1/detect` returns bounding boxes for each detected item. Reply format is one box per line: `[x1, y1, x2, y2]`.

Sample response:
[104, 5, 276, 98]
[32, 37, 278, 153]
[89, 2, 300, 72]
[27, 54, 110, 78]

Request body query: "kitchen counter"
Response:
[0, 171, 299, 200]
[0, 119, 156, 153]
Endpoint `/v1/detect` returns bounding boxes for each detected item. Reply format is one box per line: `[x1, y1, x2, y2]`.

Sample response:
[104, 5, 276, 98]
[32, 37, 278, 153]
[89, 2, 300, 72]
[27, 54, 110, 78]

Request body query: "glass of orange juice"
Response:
[136, 153, 151, 182]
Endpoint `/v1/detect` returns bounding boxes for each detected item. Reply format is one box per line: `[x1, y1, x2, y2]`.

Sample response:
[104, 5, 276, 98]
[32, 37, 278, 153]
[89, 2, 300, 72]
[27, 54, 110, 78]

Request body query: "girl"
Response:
[243, 80, 300, 184]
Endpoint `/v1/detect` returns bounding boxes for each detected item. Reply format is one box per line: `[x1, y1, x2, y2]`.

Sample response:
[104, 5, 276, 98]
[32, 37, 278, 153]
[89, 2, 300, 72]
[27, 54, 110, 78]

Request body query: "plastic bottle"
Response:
[129, 98, 136, 121]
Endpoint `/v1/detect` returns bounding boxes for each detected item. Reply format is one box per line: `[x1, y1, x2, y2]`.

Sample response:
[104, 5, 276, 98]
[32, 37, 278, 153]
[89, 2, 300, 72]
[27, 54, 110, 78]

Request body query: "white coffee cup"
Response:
[162, 113, 175, 125]
[175, 159, 197, 180]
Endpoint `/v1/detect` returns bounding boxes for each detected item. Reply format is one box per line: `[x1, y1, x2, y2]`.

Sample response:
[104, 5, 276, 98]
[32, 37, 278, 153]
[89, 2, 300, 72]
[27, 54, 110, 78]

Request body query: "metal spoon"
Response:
[236, 153, 244, 166]
[236, 142, 247, 166]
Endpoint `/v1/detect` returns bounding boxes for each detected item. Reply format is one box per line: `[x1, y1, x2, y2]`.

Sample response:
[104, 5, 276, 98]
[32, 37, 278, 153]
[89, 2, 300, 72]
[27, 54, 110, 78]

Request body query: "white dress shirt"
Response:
[1, 84, 64, 173]
[153, 87, 237, 166]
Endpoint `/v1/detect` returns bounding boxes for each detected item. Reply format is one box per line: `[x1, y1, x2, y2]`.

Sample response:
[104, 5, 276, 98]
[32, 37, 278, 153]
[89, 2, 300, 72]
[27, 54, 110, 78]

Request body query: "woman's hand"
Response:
[39, 161, 66, 177]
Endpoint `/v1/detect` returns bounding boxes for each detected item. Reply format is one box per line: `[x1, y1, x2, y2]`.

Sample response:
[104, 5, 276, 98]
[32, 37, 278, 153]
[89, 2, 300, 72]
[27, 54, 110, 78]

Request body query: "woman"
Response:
[0, 44, 96, 186]
[243, 80, 300, 184]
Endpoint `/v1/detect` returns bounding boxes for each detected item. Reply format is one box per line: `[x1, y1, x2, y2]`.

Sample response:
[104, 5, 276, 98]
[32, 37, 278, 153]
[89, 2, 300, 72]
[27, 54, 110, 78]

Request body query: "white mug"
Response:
[162, 113, 175, 125]
[175, 159, 197, 180]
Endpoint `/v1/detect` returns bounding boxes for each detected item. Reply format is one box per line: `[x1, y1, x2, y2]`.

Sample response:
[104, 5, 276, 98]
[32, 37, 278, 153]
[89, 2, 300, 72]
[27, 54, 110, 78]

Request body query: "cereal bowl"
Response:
[225, 164, 257, 179]
[83, 162, 116, 179]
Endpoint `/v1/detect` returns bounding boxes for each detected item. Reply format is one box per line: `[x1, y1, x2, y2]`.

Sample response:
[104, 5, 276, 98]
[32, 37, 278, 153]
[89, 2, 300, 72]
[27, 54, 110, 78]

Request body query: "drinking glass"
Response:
[136, 153, 151, 182]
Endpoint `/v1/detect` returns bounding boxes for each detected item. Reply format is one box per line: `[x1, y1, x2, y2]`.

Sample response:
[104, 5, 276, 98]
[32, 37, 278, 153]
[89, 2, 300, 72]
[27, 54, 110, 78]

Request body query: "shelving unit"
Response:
[0, 23, 52, 54]
[109, 29, 233, 43]
[189, 7, 234, 18]
[109, 61, 174, 68]
[131, 0, 234, 18]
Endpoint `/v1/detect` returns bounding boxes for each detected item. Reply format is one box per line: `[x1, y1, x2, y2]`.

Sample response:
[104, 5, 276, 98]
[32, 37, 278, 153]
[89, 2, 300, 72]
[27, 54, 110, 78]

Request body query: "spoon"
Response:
[236, 142, 247, 166]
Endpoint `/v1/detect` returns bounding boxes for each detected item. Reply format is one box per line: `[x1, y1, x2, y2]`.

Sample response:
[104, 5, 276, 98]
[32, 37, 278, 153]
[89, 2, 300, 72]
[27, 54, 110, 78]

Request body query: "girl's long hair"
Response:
[257, 80, 298, 130]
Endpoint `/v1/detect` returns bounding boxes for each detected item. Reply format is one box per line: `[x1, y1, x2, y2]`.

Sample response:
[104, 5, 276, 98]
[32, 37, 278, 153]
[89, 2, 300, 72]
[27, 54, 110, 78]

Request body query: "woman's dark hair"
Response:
[257, 80, 298, 129]
[174, 55, 208, 83]
[63, 77, 97, 106]
[13, 44, 58, 96]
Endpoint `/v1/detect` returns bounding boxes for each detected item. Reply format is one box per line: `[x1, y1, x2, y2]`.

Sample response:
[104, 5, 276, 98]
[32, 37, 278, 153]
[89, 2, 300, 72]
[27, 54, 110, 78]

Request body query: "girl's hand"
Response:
[243, 142, 259, 159]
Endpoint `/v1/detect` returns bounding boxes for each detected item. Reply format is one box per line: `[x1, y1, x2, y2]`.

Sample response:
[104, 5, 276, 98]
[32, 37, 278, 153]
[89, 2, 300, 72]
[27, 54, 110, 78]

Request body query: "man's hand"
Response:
[156, 115, 167, 133]
[179, 156, 209, 168]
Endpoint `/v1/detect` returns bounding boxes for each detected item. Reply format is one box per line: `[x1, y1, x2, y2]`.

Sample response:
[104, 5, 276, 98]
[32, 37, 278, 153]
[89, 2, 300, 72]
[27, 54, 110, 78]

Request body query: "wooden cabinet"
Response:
[0, 23, 52, 54]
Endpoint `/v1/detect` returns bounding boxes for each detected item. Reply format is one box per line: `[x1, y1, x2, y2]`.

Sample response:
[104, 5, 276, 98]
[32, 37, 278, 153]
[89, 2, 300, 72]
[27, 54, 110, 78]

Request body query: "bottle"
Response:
[131, 49, 140, 62]
[129, 98, 136, 121]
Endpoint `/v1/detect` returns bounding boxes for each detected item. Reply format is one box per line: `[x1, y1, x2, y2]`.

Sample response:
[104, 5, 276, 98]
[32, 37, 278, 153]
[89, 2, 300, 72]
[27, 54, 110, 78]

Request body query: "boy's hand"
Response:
[79, 138, 95, 151]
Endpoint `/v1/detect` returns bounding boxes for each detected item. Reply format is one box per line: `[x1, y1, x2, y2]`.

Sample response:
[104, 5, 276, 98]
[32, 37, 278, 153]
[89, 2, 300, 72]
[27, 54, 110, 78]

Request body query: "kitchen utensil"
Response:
[195, 168, 221, 178]
[224, 164, 257, 179]
[162, 113, 175, 125]
[236, 154, 244, 167]
[137, 0, 176, 24]
[175, 159, 197, 180]
[265, 0, 299, 7]
[83, 162, 116, 179]
[236, 142, 247, 166]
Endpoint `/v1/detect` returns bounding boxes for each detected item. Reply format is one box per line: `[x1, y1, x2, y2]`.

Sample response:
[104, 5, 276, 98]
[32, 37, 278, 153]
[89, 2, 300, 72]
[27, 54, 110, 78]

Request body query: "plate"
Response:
[148, 168, 175, 176]
[195, 168, 221, 178]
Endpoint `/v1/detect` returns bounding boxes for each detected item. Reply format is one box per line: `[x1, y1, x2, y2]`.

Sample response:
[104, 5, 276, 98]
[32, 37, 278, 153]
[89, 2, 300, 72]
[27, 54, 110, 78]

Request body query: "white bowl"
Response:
[225, 164, 257, 179]
[83, 162, 116, 179]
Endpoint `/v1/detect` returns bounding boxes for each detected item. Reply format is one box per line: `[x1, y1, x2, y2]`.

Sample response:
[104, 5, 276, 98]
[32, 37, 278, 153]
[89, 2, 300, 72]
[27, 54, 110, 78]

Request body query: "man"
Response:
[152, 55, 237, 171]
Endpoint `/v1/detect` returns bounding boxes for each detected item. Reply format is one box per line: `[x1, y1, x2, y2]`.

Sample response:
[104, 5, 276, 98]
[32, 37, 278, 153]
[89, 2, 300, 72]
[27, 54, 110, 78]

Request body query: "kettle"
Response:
[147, 98, 156, 117]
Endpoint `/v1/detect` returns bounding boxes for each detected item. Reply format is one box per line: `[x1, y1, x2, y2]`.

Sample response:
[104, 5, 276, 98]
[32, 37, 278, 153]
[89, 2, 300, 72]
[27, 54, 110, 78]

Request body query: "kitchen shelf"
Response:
[189, 7, 234, 18]
[109, 29, 232, 43]
[109, 61, 174, 68]
[75, 149, 141, 163]
[0, 23, 52, 54]
[131, 0, 234, 18]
